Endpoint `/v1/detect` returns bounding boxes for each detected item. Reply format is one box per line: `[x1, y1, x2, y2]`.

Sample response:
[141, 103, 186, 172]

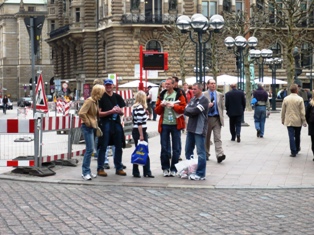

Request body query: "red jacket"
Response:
[155, 88, 186, 133]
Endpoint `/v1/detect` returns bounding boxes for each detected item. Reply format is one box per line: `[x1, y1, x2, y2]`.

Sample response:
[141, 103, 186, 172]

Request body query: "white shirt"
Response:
[149, 87, 158, 102]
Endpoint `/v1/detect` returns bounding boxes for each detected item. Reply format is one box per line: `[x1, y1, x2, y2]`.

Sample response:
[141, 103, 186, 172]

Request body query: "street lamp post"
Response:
[224, 36, 258, 126]
[224, 36, 258, 90]
[265, 57, 283, 111]
[176, 14, 224, 87]
[249, 49, 273, 83]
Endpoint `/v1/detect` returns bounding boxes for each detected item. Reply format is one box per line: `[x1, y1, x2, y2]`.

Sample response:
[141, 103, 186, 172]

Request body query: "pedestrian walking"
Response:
[204, 79, 226, 163]
[253, 83, 270, 138]
[281, 84, 307, 157]
[184, 83, 209, 180]
[305, 98, 314, 161]
[225, 83, 245, 142]
[155, 77, 186, 177]
[148, 85, 158, 121]
[78, 84, 105, 180]
[131, 90, 154, 178]
[2, 95, 8, 114]
[97, 79, 127, 176]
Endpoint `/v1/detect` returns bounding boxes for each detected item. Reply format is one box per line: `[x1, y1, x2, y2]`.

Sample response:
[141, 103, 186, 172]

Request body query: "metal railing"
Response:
[121, 14, 177, 24]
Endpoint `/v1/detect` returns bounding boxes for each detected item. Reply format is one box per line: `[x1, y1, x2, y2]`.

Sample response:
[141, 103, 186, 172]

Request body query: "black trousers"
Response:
[229, 115, 242, 139]
[132, 128, 152, 176]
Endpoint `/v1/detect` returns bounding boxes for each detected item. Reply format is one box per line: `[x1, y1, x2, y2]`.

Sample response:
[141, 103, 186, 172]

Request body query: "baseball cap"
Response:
[104, 79, 113, 85]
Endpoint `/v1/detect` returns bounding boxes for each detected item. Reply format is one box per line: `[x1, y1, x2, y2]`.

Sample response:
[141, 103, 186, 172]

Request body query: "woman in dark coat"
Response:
[305, 98, 314, 160]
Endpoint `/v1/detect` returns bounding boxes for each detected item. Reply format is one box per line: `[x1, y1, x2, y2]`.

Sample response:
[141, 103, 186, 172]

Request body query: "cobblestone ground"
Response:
[0, 181, 313, 235]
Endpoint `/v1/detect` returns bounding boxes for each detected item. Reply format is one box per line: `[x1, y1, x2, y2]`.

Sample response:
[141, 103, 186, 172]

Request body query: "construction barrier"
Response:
[0, 114, 84, 168]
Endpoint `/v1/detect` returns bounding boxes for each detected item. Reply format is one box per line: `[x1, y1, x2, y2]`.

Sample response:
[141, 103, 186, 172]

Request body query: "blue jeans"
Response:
[151, 101, 157, 121]
[254, 106, 266, 136]
[81, 124, 95, 176]
[287, 126, 301, 155]
[98, 120, 124, 171]
[185, 132, 206, 177]
[160, 124, 180, 172]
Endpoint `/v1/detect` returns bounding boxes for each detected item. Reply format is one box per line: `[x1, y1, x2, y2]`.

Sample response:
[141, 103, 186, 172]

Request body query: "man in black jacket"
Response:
[225, 83, 246, 142]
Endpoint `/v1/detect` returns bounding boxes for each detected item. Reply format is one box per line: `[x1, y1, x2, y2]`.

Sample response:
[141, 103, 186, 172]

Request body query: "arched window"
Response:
[146, 40, 162, 52]
[270, 43, 282, 68]
[301, 43, 313, 69]
[270, 43, 281, 57]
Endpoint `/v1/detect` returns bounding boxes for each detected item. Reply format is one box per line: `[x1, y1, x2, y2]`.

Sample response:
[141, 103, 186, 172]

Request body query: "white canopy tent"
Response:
[216, 74, 238, 85]
[179, 76, 213, 86]
[119, 80, 159, 88]
[254, 77, 287, 85]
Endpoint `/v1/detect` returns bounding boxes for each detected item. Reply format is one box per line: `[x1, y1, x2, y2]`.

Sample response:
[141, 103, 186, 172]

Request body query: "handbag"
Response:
[131, 141, 148, 166]
[95, 126, 103, 137]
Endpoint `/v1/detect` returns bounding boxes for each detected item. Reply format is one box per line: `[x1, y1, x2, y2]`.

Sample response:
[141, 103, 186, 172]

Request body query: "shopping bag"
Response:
[131, 141, 148, 166]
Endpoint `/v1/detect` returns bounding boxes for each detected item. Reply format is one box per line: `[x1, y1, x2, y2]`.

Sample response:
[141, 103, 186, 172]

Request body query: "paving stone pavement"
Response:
[0, 180, 313, 235]
[2, 109, 314, 188]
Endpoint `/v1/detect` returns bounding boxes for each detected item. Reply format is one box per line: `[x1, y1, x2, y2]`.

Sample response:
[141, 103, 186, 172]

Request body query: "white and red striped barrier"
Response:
[0, 116, 81, 133]
[0, 160, 35, 167]
[41, 149, 85, 163]
[0, 119, 36, 133]
[42, 116, 81, 131]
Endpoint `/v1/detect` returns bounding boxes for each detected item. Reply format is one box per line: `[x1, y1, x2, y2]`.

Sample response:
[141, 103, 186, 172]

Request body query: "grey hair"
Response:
[193, 83, 203, 90]
[257, 82, 264, 88]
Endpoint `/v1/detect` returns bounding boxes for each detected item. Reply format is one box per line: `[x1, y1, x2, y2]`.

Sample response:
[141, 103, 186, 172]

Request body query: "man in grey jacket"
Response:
[184, 83, 209, 180]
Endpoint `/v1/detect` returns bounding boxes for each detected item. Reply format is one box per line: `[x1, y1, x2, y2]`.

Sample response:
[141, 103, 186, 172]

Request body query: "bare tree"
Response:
[254, 0, 314, 87]
[162, 24, 194, 83]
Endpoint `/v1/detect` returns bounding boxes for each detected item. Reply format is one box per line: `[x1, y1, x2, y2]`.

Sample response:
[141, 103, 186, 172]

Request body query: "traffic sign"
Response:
[34, 73, 48, 112]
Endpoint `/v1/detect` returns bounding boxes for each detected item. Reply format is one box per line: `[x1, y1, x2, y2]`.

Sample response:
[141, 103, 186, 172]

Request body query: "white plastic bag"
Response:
[175, 156, 198, 179]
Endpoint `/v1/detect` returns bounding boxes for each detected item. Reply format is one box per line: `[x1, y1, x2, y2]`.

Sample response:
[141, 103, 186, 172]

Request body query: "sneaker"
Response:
[189, 174, 206, 181]
[82, 174, 92, 181]
[97, 169, 108, 177]
[163, 169, 170, 177]
[170, 171, 177, 177]
[104, 163, 110, 169]
[116, 170, 127, 176]
[91, 173, 97, 178]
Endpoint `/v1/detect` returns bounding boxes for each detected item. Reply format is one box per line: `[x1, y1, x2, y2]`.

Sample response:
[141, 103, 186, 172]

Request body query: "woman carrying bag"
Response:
[131, 91, 154, 178]
[79, 84, 105, 180]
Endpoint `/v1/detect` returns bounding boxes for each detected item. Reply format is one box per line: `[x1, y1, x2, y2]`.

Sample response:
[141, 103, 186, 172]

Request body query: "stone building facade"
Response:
[0, 0, 54, 100]
[45, 0, 314, 95]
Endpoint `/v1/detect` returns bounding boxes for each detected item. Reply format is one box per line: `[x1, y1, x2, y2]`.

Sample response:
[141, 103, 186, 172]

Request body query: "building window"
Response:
[223, 0, 231, 13]
[236, 0, 243, 12]
[202, 1, 209, 17]
[28, 7, 35, 12]
[145, 0, 162, 23]
[103, 41, 107, 70]
[131, 0, 140, 10]
[301, 43, 313, 69]
[169, 0, 177, 11]
[256, 0, 264, 10]
[50, 20, 55, 32]
[146, 40, 162, 52]
[269, 0, 283, 25]
[63, 0, 66, 12]
[270, 43, 282, 68]
[210, 2, 217, 16]
[270, 43, 281, 57]
[75, 8, 80, 22]
[51, 0, 54, 4]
